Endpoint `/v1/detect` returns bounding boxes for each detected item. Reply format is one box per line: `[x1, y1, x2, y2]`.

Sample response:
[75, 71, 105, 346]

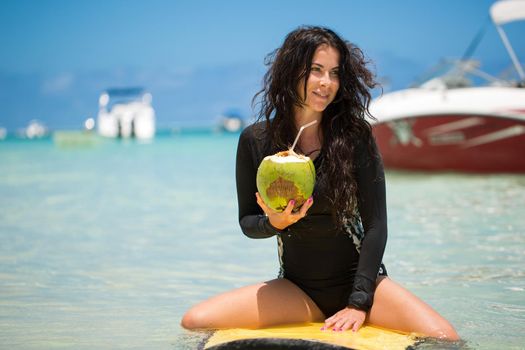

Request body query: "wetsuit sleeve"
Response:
[347, 138, 388, 311]
[236, 127, 283, 238]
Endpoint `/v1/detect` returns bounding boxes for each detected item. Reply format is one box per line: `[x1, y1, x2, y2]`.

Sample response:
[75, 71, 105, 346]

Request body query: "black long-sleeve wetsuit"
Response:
[236, 122, 388, 317]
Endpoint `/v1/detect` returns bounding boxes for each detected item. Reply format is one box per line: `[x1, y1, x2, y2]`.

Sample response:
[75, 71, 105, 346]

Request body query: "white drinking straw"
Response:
[290, 120, 318, 153]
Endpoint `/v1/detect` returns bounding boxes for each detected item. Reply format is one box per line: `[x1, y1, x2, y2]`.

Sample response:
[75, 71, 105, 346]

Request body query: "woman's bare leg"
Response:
[181, 278, 325, 329]
[367, 277, 459, 340]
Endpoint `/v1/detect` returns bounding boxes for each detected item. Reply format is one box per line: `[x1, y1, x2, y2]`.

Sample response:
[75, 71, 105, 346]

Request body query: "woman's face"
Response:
[298, 44, 340, 114]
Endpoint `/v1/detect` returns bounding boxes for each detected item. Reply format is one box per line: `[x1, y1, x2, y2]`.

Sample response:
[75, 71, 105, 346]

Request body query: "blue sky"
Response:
[0, 0, 524, 129]
[0, 0, 511, 72]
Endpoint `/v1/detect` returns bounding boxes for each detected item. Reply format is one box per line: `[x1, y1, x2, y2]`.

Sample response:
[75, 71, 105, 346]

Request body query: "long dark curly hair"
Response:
[253, 26, 378, 228]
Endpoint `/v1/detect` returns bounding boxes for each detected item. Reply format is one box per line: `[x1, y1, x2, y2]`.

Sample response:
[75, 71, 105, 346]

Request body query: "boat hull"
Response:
[372, 114, 525, 173]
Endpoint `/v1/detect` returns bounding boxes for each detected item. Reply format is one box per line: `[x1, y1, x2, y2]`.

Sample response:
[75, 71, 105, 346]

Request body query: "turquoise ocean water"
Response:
[0, 131, 524, 349]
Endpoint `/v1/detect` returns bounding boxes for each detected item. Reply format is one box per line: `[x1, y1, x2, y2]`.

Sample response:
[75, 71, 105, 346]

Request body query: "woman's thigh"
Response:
[367, 277, 459, 340]
[181, 278, 325, 329]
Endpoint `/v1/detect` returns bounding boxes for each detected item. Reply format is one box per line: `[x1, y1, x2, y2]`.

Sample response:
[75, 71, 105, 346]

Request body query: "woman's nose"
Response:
[319, 73, 331, 86]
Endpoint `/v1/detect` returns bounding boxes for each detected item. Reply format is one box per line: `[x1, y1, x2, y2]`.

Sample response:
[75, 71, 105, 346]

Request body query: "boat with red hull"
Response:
[369, 0, 525, 173]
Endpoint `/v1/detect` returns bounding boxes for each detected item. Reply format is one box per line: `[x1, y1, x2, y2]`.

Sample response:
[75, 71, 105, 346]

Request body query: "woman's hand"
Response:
[322, 307, 367, 332]
[255, 192, 313, 231]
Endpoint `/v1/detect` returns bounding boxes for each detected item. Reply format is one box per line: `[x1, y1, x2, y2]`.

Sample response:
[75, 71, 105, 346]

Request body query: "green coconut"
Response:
[256, 150, 316, 212]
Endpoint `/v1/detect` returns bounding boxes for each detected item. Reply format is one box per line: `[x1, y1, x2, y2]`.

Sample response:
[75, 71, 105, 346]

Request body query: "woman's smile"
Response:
[312, 90, 330, 100]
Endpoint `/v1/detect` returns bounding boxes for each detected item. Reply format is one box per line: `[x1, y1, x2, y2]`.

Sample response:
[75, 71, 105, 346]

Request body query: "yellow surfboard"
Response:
[204, 322, 418, 349]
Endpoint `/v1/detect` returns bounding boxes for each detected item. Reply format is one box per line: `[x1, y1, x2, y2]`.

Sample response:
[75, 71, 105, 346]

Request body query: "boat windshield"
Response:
[413, 59, 520, 90]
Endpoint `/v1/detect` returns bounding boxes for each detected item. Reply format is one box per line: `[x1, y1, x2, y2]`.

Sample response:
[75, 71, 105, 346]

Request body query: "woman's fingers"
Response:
[324, 319, 345, 331]
[323, 312, 340, 330]
[298, 196, 313, 217]
[340, 319, 354, 332]
[255, 193, 314, 229]
[352, 319, 362, 332]
[322, 308, 365, 332]
[333, 313, 353, 331]
[255, 192, 272, 215]
[328, 318, 357, 332]
[288, 196, 313, 223]
[283, 199, 295, 215]
[255, 192, 266, 212]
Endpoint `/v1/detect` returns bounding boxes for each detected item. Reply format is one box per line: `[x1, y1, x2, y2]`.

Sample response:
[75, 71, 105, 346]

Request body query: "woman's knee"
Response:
[180, 306, 208, 330]
[429, 320, 460, 341]
[372, 277, 460, 341]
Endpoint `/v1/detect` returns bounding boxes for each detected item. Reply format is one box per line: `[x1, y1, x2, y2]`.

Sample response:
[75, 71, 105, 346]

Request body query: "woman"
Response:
[181, 26, 459, 340]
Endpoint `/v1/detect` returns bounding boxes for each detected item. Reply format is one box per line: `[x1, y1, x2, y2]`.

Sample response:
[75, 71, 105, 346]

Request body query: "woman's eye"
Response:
[330, 70, 339, 77]
[311, 66, 321, 72]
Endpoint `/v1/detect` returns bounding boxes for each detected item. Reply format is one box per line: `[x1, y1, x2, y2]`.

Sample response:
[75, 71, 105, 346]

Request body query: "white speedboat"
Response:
[97, 87, 156, 139]
[369, 0, 525, 173]
[21, 119, 48, 139]
[218, 112, 245, 133]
